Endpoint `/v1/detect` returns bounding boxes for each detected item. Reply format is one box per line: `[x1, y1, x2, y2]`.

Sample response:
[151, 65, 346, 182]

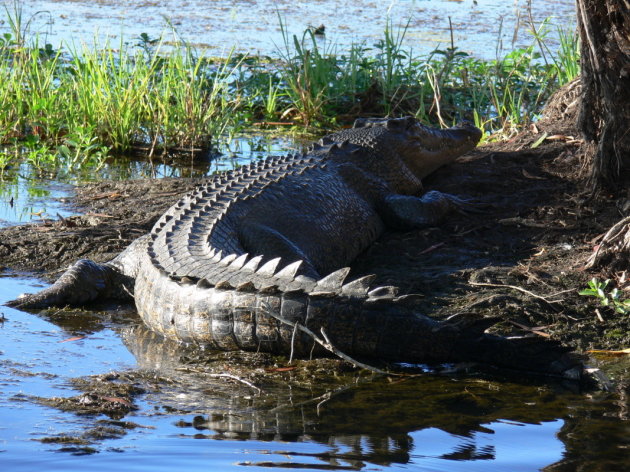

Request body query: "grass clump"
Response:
[257, 15, 580, 137]
[0, 1, 580, 177]
[0, 2, 244, 173]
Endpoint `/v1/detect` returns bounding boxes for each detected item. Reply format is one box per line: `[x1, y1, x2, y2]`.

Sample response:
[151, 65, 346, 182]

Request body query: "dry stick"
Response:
[468, 281, 561, 309]
[204, 373, 262, 394]
[288, 321, 299, 364]
[586, 216, 630, 268]
[265, 311, 399, 376]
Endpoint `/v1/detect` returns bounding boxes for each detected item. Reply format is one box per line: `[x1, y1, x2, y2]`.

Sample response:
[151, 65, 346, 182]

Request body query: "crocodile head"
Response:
[353, 116, 483, 178]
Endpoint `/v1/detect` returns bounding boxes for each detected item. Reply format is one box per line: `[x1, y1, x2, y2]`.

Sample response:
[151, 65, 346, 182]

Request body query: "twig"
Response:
[269, 385, 353, 414]
[585, 216, 630, 268]
[419, 242, 446, 255]
[316, 391, 332, 416]
[319, 327, 393, 375]
[205, 373, 262, 394]
[594, 309, 605, 323]
[265, 310, 399, 376]
[468, 281, 560, 309]
[288, 321, 298, 363]
[508, 320, 551, 337]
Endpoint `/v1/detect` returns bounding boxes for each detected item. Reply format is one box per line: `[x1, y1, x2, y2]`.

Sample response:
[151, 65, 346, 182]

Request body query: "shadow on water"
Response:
[1, 275, 628, 471]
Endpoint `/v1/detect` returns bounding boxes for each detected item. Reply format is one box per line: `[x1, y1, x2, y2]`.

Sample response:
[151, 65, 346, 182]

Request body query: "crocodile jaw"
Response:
[404, 120, 483, 178]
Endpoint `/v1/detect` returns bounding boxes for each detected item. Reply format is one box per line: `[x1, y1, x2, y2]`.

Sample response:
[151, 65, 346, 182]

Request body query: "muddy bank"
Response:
[1, 86, 629, 382]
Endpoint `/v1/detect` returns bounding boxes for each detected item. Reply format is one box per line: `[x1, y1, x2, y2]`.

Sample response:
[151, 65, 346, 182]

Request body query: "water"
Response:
[1, 1, 629, 470]
[1, 275, 629, 470]
[0, 133, 296, 226]
[12, 0, 575, 60]
[0, 166, 76, 226]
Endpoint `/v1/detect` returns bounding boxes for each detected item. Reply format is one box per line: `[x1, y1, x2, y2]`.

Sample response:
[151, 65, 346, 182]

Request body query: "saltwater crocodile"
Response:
[8, 117, 582, 379]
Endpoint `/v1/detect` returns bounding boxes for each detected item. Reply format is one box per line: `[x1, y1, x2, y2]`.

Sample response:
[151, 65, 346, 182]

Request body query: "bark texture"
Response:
[576, 0, 630, 189]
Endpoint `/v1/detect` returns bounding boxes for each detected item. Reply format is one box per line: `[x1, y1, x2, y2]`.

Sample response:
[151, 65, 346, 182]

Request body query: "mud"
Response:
[1, 81, 629, 383]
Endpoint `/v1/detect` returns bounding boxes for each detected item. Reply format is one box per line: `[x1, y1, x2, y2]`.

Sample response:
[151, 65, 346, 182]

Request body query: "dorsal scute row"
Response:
[143, 133, 419, 305]
[146, 148, 331, 286]
[169, 249, 415, 305]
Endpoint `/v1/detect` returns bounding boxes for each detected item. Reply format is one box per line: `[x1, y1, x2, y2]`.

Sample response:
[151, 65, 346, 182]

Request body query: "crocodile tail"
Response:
[443, 313, 583, 380]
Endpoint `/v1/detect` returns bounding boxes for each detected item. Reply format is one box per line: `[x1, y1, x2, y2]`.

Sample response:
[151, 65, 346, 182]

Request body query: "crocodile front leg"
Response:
[380, 190, 474, 229]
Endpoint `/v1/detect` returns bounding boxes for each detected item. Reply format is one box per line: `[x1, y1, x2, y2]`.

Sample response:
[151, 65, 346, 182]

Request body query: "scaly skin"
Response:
[5, 117, 583, 379]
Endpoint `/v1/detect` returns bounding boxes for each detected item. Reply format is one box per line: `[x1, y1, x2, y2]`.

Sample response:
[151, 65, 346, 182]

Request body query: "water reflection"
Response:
[0, 133, 300, 226]
[0, 164, 76, 226]
[1, 275, 628, 470]
[120, 324, 628, 471]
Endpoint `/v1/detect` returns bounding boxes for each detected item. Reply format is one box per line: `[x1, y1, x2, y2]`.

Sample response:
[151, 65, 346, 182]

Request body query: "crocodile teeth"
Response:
[242, 255, 263, 272]
[256, 257, 282, 277]
[274, 260, 302, 279]
[211, 250, 223, 263]
[315, 267, 351, 291]
[341, 274, 377, 296]
[229, 253, 249, 270]
[319, 136, 334, 145]
[367, 285, 399, 299]
[219, 253, 238, 266]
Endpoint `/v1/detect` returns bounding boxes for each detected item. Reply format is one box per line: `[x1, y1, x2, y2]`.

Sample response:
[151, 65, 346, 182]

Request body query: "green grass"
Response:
[0, 1, 580, 175]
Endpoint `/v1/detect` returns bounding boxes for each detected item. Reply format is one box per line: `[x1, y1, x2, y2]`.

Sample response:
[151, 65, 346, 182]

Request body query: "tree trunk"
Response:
[576, 0, 630, 190]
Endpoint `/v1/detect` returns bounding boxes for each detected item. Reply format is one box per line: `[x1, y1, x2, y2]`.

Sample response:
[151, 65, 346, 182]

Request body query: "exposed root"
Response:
[584, 216, 630, 270]
[468, 281, 562, 309]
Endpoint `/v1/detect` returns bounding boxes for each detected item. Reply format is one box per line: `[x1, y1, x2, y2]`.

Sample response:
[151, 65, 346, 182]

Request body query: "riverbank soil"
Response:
[1, 81, 628, 383]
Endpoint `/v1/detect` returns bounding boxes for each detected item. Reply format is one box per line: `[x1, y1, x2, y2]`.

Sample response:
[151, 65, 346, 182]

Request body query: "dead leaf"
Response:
[59, 336, 85, 343]
[265, 366, 297, 372]
[522, 169, 546, 180]
[546, 134, 574, 141]
[587, 348, 630, 356]
[89, 192, 123, 201]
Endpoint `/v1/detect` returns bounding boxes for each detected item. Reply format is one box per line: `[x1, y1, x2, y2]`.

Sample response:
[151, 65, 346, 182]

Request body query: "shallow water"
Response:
[0, 164, 75, 226]
[0, 133, 295, 226]
[1, 275, 629, 471]
[1, 1, 629, 470]
[14, 0, 575, 59]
